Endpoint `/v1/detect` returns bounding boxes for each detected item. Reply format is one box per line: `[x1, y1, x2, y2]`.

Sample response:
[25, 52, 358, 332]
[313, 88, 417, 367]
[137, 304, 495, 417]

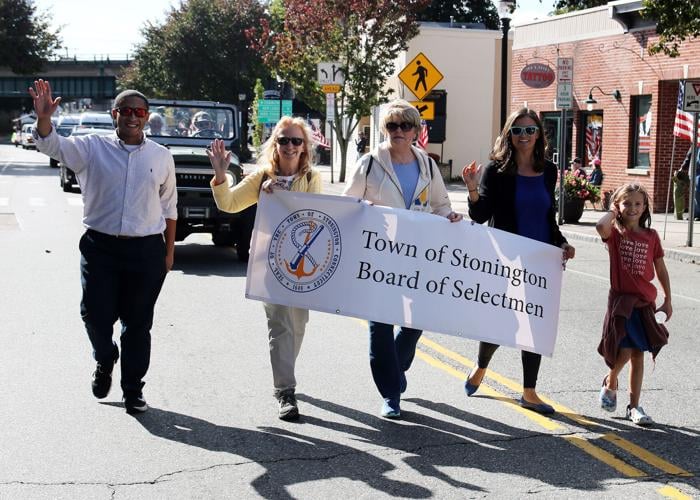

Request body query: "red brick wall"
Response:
[511, 30, 700, 212]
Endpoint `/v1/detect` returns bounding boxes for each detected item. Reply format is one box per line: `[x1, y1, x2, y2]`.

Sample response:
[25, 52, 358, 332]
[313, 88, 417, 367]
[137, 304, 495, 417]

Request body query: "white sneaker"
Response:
[626, 405, 653, 426]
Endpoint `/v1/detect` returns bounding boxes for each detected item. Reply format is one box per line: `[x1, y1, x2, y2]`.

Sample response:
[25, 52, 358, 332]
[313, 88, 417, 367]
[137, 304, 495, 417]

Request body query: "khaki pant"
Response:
[263, 303, 309, 395]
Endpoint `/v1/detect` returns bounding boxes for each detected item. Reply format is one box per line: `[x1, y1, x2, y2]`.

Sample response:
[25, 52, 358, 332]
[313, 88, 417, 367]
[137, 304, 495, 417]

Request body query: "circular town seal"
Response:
[268, 209, 342, 292]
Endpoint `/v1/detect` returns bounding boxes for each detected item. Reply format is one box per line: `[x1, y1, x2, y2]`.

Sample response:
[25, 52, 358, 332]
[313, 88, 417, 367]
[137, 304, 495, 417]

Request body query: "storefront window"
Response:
[582, 113, 603, 168]
[633, 95, 652, 168]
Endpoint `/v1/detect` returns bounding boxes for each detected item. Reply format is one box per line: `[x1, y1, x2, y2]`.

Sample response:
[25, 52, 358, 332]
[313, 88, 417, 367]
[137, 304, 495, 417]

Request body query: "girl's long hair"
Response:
[490, 107, 548, 174]
[611, 182, 652, 231]
[257, 116, 315, 177]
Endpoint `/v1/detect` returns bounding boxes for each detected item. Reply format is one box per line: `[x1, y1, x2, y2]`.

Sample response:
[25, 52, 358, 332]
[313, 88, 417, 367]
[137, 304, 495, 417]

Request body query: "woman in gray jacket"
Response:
[343, 99, 461, 418]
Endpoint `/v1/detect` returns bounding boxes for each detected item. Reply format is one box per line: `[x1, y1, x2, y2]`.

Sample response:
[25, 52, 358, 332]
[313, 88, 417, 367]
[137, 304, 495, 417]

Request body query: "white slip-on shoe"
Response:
[626, 405, 653, 426]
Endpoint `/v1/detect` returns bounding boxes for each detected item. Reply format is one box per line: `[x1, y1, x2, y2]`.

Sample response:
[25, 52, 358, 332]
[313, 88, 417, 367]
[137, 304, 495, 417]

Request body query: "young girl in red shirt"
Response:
[595, 183, 671, 426]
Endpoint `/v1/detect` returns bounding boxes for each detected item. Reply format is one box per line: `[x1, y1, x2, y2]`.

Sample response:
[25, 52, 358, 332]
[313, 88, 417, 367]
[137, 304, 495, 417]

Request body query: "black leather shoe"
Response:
[91, 357, 118, 399]
[123, 393, 148, 414]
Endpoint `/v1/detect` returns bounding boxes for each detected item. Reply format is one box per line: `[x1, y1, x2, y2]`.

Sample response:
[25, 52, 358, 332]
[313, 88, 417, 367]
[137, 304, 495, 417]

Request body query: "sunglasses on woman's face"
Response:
[385, 122, 414, 132]
[115, 107, 149, 118]
[510, 126, 538, 136]
[276, 136, 304, 146]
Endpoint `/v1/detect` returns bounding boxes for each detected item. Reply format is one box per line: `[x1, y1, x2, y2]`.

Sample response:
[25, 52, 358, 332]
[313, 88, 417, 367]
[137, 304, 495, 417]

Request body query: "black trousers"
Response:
[477, 342, 542, 389]
[79, 229, 166, 396]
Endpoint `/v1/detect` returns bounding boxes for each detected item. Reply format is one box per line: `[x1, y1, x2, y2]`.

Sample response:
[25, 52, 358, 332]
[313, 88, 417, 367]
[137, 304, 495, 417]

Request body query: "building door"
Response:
[541, 112, 573, 166]
[581, 112, 603, 168]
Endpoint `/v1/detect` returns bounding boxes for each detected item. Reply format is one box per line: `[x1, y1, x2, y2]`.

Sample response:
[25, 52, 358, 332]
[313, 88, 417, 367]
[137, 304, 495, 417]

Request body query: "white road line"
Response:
[67, 198, 83, 207]
[567, 268, 700, 304]
[29, 197, 46, 207]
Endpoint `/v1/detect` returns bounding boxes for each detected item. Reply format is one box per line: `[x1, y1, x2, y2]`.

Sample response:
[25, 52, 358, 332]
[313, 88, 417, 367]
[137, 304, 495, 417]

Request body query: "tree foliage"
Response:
[119, 0, 269, 104]
[249, 0, 431, 181]
[643, 0, 700, 58]
[0, 0, 61, 74]
[550, 0, 606, 14]
[418, 0, 500, 30]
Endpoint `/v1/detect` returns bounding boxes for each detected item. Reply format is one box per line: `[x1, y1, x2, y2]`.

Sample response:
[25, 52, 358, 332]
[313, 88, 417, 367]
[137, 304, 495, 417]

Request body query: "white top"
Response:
[35, 127, 177, 236]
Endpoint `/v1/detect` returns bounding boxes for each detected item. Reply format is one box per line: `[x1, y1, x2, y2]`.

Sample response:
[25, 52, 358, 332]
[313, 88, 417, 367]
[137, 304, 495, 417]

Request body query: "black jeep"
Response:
[147, 100, 255, 261]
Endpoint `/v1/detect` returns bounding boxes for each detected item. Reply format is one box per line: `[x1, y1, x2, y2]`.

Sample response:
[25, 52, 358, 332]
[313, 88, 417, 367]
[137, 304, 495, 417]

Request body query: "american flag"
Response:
[308, 120, 330, 149]
[674, 80, 700, 144]
[417, 120, 429, 150]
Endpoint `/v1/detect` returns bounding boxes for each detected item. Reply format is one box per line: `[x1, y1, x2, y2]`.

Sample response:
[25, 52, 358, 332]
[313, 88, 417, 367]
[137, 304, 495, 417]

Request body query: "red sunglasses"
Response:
[115, 106, 149, 118]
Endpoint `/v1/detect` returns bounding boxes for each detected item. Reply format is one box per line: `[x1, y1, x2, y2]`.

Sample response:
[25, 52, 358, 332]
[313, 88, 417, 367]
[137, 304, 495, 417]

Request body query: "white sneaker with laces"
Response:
[626, 405, 653, 426]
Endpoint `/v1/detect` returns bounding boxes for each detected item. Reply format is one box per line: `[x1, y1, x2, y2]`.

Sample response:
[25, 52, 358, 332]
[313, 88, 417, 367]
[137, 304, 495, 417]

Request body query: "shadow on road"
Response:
[118, 405, 432, 499]
[172, 243, 248, 278]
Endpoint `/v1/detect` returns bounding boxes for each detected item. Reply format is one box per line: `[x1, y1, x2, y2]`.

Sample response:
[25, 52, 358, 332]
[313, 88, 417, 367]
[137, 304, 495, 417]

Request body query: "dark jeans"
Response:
[79, 229, 167, 395]
[477, 342, 542, 389]
[368, 321, 422, 400]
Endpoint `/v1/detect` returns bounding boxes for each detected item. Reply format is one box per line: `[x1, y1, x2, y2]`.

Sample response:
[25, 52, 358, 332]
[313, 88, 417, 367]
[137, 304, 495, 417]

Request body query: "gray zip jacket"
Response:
[343, 141, 453, 217]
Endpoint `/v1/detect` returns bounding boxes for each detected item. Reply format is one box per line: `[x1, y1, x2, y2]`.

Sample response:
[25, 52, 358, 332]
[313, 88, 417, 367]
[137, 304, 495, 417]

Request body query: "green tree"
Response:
[250, 78, 265, 148]
[119, 0, 269, 105]
[418, 0, 500, 30]
[251, 0, 431, 182]
[0, 0, 61, 74]
[551, 0, 606, 14]
[643, 0, 700, 58]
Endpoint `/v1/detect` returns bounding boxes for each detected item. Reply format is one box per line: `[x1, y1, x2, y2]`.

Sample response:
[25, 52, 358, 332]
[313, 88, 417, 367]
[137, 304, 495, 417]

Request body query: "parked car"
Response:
[59, 128, 114, 193]
[148, 99, 253, 260]
[77, 112, 113, 130]
[20, 124, 36, 149]
[50, 114, 81, 167]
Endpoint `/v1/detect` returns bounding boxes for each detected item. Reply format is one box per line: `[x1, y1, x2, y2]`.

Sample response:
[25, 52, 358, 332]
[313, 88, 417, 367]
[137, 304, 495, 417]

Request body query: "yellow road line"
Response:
[563, 435, 647, 478]
[417, 336, 693, 480]
[416, 349, 563, 432]
[657, 485, 694, 499]
[602, 434, 692, 477]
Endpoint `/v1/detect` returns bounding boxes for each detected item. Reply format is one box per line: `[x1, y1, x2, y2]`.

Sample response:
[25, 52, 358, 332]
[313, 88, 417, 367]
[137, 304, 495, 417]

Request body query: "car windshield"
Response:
[145, 104, 235, 140]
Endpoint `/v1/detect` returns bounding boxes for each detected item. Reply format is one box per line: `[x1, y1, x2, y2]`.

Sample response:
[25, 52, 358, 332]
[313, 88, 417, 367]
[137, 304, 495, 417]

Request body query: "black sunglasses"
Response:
[115, 107, 148, 118]
[385, 122, 414, 132]
[510, 126, 538, 136]
[277, 136, 304, 146]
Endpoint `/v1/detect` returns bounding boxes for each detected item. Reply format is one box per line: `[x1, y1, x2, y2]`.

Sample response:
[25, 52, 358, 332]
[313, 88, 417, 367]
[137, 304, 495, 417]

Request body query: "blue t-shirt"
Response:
[394, 159, 419, 209]
[515, 174, 550, 243]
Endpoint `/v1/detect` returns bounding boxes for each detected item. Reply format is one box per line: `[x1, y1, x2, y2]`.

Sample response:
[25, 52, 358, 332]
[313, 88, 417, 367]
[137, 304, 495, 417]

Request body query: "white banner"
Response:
[246, 191, 565, 356]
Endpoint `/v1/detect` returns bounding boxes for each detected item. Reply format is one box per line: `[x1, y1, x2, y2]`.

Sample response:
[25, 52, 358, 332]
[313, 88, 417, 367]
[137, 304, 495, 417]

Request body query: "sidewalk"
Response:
[305, 163, 700, 264]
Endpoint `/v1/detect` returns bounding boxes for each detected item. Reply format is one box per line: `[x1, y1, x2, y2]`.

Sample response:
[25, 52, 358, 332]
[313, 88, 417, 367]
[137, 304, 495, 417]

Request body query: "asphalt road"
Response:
[1, 145, 699, 499]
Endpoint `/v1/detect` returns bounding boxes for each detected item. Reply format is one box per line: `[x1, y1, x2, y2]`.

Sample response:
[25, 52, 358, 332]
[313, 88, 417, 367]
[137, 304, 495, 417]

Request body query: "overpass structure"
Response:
[0, 58, 131, 130]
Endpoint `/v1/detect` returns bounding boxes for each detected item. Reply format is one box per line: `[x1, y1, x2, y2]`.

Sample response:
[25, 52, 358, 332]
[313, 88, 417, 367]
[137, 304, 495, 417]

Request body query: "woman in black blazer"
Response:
[461, 107, 576, 414]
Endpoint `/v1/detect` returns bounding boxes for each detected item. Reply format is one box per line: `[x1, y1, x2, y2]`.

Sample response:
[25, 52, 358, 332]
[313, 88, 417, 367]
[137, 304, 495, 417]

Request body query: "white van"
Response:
[77, 112, 113, 130]
[20, 124, 36, 149]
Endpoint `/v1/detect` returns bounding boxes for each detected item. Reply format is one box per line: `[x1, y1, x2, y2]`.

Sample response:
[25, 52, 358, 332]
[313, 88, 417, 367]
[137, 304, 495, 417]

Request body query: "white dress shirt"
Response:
[35, 128, 177, 236]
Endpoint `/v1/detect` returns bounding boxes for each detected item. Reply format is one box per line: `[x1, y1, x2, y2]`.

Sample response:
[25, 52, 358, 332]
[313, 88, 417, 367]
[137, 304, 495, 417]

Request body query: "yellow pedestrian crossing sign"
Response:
[399, 53, 443, 100]
[410, 101, 435, 120]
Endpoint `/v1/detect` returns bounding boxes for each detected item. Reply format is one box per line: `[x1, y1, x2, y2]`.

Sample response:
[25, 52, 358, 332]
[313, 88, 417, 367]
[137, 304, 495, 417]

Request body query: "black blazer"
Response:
[468, 159, 567, 248]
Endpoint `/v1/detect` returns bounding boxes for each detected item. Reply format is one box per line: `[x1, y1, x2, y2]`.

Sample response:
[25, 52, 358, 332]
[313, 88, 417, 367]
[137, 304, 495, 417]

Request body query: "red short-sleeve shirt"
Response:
[605, 226, 664, 303]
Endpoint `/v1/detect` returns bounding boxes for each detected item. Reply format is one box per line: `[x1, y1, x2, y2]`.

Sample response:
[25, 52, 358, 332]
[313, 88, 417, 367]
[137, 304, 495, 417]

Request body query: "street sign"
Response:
[317, 62, 345, 85]
[556, 83, 573, 109]
[257, 100, 293, 124]
[557, 57, 573, 83]
[683, 80, 700, 112]
[326, 93, 335, 122]
[399, 52, 443, 101]
[322, 84, 341, 94]
[410, 101, 435, 120]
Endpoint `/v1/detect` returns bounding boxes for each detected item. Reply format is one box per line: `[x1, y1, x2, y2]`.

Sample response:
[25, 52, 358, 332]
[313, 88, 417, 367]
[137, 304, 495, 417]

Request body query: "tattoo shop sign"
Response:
[246, 191, 565, 356]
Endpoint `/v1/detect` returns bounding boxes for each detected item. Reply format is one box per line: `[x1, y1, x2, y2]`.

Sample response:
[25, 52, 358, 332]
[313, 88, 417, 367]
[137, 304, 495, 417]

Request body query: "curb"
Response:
[561, 230, 700, 264]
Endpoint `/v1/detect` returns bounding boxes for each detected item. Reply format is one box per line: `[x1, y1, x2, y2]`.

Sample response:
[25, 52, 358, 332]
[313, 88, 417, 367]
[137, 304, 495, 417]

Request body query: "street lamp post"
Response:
[238, 92, 247, 161]
[498, 1, 515, 129]
[276, 75, 285, 122]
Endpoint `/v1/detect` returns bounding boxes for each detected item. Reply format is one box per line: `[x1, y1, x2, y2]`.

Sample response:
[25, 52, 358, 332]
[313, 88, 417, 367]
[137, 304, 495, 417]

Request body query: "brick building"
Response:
[510, 1, 700, 212]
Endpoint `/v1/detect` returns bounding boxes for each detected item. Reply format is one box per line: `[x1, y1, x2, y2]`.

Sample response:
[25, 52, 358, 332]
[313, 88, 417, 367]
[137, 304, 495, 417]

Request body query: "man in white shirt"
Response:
[29, 80, 177, 414]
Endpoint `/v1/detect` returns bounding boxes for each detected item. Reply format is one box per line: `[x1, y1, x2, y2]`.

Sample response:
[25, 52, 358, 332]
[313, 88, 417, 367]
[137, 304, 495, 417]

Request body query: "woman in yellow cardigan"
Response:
[208, 116, 321, 421]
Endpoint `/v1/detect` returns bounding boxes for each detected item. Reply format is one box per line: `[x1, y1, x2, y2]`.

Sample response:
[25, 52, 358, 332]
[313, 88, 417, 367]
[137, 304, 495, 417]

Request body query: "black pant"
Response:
[79, 229, 166, 396]
[477, 342, 542, 389]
